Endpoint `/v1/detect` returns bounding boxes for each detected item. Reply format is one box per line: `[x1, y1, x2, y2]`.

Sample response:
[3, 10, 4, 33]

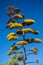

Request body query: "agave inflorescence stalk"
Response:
[6, 5, 42, 65]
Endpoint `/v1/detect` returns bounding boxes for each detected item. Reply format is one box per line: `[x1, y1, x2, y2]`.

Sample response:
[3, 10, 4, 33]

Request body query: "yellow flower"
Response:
[22, 28, 33, 33]
[8, 36, 18, 40]
[17, 41, 28, 45]
[8, 22, 13, 26]
[10, 46, 19, 50]
[7, 11, 12, 16]
[13, 14, 24, 19]
[7, 32, 16, 38]
[33, 30, 39, 34]
[8, 50, 12, 55]
[9, 23, 22, 29]
[14, 23, 22, 27]
[22, 19, 35, 26]
[14, 8, 20, 13]
[34, 38, 42, 43]
[9, 24, 15, 28]
[24, 19, 35, 22]
[8, 5, 14, 10]
[31, 48, 38, 54]
[16, 28, 33, 35]
[6, 22, 14, 28]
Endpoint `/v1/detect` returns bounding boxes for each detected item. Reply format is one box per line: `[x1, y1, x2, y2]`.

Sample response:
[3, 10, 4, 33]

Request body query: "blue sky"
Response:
[0, 0, 43, 65]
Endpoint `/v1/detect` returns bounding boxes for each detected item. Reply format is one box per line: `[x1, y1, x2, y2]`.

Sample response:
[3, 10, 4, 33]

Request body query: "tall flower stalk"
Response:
[6, 5, 42, 65]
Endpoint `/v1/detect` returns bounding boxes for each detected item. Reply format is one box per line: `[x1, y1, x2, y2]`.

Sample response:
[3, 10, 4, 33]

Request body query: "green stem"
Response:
[23, 45, 26, 65]
[23, 32, 26, 65]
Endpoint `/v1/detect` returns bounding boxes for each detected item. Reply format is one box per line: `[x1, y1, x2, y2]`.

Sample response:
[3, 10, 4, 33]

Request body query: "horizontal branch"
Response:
[26, 53, 33, 55]
[26, 61, 35, 64]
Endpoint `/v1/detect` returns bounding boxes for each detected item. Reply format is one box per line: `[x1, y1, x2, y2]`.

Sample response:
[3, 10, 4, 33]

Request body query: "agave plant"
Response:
[6, 5, 42, 65]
